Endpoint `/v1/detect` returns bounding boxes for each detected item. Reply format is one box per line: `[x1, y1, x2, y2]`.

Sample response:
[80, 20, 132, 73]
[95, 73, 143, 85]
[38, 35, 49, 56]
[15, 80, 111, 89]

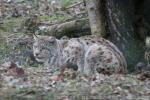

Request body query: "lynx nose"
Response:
[35, 53, 39, 56]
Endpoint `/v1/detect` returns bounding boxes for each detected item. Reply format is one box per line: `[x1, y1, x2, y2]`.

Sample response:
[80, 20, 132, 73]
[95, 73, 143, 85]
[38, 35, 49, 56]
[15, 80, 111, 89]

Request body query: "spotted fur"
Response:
[33, 35, 127, 75]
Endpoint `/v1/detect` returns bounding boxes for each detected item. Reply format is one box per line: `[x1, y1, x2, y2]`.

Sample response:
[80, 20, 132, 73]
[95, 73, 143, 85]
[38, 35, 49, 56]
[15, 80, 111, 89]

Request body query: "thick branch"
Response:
[65, 1, 84, 9]
[38, 18, 91, 38]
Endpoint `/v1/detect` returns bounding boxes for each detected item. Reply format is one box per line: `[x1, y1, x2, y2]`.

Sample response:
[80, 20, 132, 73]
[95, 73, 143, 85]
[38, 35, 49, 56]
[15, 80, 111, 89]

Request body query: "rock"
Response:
[135, 62, 146, 72]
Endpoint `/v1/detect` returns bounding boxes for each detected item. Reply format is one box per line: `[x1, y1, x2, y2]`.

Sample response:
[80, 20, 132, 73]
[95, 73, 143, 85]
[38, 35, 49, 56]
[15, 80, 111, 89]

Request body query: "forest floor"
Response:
[0, 63, 150, 100]
[1, 1, 150, 100]
[1, 22, 150, 99]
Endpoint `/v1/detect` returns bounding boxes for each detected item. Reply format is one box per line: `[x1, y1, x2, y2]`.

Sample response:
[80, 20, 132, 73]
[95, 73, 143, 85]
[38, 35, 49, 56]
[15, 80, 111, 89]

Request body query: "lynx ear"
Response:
[48, 36, 56, 43]
[61, 36, 69, 40]
[33, 33, 38, 40]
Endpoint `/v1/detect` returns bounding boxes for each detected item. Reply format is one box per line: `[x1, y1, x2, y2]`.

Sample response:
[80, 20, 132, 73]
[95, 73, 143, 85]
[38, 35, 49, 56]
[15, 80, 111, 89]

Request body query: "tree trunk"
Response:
[86, 0, 106, 37]
[105, 0, 145, 71]
[85, 0, 146, 71]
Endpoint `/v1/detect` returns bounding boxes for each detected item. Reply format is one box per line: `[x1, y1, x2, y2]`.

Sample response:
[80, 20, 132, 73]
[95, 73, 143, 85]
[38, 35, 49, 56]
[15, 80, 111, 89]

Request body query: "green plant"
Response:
[60, 0, 72, 8]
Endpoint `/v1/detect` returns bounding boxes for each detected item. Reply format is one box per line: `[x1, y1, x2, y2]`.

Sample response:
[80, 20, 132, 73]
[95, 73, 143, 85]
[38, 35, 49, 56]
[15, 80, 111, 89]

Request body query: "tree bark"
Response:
[85, 0, 106, 37]
[105, 0, 145, 71]
[85, 0, 145, 70]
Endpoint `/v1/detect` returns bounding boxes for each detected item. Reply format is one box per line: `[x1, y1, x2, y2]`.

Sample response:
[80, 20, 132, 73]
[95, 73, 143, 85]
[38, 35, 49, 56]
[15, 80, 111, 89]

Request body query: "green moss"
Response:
[60, 0, 80, 8]
[0, 37, 12, 52]
[60, 0, 72, 8]
[38, 15, 68, 22]
[1, 17, 23, 32]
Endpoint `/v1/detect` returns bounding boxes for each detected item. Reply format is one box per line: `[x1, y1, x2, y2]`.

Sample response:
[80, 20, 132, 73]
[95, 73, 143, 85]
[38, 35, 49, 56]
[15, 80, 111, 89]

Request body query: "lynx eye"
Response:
[49, 41, 55, 44]
[47, 41, 55, 46]
[33, 45, 38, 48]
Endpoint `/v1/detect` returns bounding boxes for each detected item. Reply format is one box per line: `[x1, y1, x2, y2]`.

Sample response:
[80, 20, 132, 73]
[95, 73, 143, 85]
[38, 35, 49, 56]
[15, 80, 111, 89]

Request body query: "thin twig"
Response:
[65, 1, 84, 9]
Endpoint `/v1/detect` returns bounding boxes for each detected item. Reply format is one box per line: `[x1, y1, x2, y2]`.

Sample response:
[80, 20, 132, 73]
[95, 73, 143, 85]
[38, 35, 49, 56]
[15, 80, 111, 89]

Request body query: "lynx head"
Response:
[33, 35, 57, 63]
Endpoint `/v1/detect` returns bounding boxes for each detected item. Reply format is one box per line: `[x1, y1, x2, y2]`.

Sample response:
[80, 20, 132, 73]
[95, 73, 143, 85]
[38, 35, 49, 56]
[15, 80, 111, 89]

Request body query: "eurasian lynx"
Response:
[33, 35, 127, 75]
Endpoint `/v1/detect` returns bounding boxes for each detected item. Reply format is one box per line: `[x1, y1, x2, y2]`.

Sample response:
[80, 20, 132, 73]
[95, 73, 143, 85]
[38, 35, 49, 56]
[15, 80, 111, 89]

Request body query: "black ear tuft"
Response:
[33, 33, 39, 40]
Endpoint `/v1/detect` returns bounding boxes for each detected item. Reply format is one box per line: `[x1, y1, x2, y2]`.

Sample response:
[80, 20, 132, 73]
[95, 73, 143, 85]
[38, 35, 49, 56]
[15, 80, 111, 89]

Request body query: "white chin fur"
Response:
[36, 58, 45, 63]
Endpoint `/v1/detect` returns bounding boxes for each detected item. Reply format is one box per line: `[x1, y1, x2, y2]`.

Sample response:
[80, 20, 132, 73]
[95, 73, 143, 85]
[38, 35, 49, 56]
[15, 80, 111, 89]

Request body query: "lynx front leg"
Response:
[84, 44, 109, 76]
[62, 44, 84, 72]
